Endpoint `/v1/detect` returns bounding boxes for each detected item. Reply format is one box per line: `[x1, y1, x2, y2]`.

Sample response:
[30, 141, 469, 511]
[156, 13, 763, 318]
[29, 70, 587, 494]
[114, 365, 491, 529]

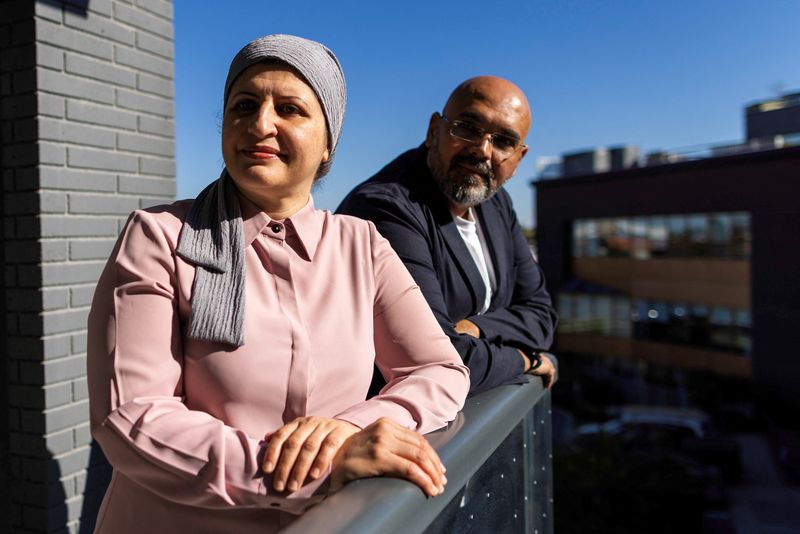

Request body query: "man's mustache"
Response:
[449, 154, 494, 183]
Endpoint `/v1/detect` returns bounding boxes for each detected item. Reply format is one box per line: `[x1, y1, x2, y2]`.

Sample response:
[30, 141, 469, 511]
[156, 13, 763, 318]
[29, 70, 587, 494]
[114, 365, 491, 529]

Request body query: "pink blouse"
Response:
[87, 195, 469, 533]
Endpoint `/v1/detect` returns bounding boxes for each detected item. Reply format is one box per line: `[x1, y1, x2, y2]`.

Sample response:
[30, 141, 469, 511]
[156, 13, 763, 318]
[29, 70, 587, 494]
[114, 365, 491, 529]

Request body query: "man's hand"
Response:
[263, 417, 360, 492]
[330, 417, 447, 497]
[517, 349, 556, 389]
[454, 319, 480, 338]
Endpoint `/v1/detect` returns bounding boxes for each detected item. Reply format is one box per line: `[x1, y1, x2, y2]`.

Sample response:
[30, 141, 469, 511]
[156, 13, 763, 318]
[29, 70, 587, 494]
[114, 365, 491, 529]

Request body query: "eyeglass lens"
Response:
[449, 121, 519, 157]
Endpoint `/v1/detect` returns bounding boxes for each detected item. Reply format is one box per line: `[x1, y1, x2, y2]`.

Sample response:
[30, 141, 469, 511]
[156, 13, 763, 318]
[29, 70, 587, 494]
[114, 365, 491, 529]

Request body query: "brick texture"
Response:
[1, 1, 175, 532]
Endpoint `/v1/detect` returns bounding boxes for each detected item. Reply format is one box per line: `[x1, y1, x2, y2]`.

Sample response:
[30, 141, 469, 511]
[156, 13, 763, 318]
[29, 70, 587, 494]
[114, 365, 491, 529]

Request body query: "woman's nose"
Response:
[248, 104, 278, 137]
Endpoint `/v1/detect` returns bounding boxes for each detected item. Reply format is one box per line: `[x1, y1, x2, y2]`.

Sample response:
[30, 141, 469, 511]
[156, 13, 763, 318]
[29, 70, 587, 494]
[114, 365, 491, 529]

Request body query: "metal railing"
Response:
[284, 377, 553, 534]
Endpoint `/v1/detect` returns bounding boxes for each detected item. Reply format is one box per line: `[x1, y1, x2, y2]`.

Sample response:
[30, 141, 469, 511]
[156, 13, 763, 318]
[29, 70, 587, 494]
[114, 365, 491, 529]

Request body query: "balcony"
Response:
[284, 377, 554, 534]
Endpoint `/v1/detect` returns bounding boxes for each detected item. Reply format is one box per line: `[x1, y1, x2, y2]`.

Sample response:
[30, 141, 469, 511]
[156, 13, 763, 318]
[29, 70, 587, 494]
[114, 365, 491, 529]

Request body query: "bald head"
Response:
[425, 76, 532, 216]
[443, 76, 531, 139]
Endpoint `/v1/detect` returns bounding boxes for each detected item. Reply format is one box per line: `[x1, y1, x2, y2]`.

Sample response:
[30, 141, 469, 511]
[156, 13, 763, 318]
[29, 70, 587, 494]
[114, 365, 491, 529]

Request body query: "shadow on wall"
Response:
[47, 441, 111, 532]
[38, 0, 89, 17]
[78, 441, 111, 533]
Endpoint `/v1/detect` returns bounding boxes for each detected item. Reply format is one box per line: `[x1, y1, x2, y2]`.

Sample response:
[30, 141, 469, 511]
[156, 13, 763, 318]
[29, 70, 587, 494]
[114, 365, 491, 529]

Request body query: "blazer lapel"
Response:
[410, 148, 487, 315]
[439, 214, 487, 313]
[475, 201, 507, 308]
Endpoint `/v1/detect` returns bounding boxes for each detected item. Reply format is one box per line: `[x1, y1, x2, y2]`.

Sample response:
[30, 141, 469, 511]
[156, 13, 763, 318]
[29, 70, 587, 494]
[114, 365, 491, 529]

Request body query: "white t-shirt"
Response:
[453, 208, 497, 314]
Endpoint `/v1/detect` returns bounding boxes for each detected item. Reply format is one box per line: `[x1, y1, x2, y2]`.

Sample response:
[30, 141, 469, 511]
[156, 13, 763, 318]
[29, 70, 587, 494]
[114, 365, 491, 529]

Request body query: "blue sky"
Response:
[174, 0, 800, 228]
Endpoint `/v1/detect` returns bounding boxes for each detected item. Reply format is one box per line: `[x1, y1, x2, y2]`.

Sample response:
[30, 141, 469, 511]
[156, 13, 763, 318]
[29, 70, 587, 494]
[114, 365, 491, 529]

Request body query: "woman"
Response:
[87, 34, 469, 533]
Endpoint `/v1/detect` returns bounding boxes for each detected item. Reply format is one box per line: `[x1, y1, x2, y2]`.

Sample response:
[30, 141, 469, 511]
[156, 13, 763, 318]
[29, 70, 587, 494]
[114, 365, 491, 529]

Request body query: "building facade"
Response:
[1, 1, 176, 531]
[535, 146, 800, 413]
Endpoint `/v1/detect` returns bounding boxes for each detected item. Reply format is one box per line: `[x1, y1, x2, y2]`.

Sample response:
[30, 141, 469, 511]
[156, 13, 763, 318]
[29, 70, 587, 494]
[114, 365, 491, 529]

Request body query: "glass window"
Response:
[596, 219, 614, 257]
[573, 211, 750, 260]
[667, 302, 691, 344]
[584, 220, 599, 257]
[647, 301, 669, 340]
[558, 293, 574, 333]
[609, 218, 631, 257]
[688, 214, 711, 256]
[648, 217, 669, 257]
[612, 297, 631, 338]
[575, 294, 592, 332]
[733, 309, 752, 354]
[710, 213, 734, 257]
[595, 295, 612, 336]
[667, 215, 690, 257]
[630, 217, 650, 260]
[572, 220, 585, 258]
[632, 299, 649, 339]
[709, 307, 735, 350]
[731, 212, 752, 259]
[689, 304, 710, 346]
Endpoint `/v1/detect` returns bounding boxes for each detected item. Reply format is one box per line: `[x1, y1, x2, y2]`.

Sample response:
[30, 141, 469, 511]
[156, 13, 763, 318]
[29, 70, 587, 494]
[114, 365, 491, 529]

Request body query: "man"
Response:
[337, 76, 557, 394]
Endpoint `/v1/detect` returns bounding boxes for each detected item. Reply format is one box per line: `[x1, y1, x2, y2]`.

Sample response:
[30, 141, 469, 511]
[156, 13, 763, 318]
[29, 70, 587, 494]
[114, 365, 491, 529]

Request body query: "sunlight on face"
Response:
[222, 63, 329, 213]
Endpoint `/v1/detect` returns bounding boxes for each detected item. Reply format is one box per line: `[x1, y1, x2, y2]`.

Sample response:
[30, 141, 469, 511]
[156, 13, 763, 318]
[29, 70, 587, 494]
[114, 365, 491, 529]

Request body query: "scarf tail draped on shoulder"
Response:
[176, 172, 246, 347]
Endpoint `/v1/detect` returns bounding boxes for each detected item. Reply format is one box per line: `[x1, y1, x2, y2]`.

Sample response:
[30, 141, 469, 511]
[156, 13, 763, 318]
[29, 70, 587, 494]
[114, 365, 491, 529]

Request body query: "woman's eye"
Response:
[232, 99, 256, 113]
[277, 103, 301, 115]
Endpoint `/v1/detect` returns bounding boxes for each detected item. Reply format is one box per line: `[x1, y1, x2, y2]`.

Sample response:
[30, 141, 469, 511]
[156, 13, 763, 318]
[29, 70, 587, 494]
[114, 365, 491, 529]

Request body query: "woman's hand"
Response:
[330, 417, 447, 497]
[263, 417, 360, 492]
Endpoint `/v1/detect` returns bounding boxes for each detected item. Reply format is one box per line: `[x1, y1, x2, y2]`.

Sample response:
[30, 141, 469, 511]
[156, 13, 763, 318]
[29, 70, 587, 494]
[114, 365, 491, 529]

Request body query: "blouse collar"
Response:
[239, 193, 324, 261]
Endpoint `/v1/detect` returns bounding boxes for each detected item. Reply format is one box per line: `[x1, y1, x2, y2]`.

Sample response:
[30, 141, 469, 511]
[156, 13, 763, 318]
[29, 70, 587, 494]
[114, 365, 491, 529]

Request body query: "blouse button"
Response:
[271, 223, 283, 234]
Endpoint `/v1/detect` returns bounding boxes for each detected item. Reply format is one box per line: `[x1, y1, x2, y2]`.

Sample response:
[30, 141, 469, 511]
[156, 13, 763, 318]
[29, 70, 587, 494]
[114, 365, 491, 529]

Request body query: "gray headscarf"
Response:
[176, 34, 346, 347]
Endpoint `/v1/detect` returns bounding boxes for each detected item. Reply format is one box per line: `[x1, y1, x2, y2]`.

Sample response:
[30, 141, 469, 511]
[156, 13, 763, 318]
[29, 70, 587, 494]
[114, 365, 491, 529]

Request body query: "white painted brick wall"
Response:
[2, 1, 175, 531]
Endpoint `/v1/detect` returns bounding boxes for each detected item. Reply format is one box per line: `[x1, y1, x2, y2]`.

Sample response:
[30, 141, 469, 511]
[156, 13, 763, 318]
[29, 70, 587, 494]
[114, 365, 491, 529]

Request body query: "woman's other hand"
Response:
[263, 417, 360, 492]
[330, 417, 446, 497]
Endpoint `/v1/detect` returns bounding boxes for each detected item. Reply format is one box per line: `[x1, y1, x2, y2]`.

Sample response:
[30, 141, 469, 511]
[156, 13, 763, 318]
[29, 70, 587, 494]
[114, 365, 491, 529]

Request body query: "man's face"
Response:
[425, 78, 530, 211]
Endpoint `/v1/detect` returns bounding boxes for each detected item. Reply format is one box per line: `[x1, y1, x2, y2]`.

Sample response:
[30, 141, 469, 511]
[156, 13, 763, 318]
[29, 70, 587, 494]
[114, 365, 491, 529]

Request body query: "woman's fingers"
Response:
[380, 446, 442, 497]
[331, 417, 446, 497]
[265, 417, 360, 492]
[384, 422, 445, 490]
[286, 422, 356, 491]
[269, 418, 320, 491]
[306, 426, 353, 479]
[263, 419, 300, 473]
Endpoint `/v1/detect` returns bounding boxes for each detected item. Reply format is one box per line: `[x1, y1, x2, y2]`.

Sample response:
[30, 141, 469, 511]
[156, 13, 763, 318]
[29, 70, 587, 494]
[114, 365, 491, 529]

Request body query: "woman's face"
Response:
[222, 63, 329, 210]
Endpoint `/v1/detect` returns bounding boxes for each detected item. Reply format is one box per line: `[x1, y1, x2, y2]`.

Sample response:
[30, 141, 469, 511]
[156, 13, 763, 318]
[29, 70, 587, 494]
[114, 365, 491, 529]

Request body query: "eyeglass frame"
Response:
[439, 115, 527, 163]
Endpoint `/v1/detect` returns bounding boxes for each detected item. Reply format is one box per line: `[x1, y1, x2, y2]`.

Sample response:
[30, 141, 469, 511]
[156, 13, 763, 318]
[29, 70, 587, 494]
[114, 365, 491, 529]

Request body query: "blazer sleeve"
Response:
[338, 192, 528, 394]
[468, 193, 558, 355]
[87, 210, 325, 513]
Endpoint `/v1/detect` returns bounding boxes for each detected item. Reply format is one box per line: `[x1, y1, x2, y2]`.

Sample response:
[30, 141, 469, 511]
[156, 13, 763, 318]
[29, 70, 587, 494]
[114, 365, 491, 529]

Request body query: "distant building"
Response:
[533, 94, 800, 412]
[746, 92, 800, 141]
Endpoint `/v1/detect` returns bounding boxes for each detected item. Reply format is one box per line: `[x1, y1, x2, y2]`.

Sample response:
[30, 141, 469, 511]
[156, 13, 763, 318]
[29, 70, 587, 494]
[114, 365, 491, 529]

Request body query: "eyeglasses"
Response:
[441, 116, 526, 162]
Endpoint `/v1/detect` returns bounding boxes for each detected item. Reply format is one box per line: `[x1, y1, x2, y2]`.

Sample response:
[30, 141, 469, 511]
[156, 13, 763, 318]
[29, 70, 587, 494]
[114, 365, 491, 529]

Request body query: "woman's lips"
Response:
[241, 146, 283, 160]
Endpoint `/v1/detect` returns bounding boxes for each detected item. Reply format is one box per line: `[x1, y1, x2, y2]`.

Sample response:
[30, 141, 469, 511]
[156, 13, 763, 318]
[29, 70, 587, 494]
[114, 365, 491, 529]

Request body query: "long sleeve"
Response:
[338, 193, 529, 393]
[87, 210, 323, 513]
[332, 224, 469, 434]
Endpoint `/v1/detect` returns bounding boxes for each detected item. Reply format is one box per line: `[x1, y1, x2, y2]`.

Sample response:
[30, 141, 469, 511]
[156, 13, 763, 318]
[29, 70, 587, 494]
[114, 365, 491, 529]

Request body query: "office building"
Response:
[534, 96, 800, 412]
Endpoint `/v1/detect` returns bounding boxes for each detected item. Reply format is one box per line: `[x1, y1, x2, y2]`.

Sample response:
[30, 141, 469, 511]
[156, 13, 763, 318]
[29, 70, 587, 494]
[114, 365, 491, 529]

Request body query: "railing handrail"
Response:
[283, 377, 549, 534]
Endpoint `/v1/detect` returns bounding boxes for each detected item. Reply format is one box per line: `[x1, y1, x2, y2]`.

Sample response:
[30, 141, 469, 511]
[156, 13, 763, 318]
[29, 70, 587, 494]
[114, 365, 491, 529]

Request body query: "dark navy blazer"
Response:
[337, 146, 558, 394]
